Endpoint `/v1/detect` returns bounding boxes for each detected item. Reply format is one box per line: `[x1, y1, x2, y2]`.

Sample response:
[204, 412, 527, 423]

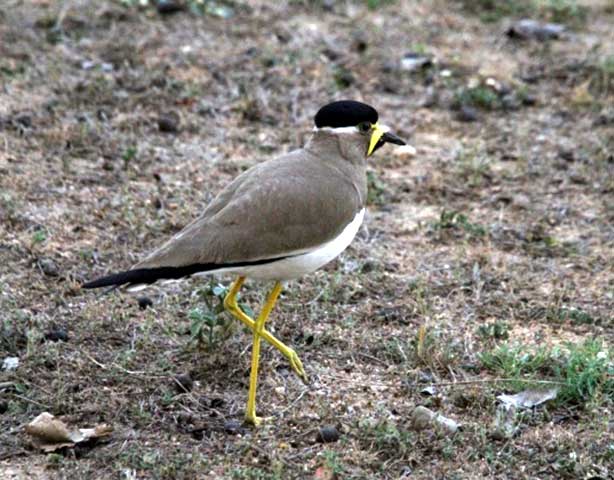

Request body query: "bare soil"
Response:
[1, 0, 612, 479]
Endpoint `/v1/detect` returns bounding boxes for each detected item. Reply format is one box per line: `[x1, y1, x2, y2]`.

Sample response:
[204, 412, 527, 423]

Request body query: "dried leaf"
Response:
[25, 412, 113, 452]
[497, 388, 558, 409]
[410, 406, 459, 435]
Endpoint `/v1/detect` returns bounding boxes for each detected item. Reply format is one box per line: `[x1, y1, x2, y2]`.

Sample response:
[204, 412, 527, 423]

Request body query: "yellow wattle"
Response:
[367, 124, 385, 156]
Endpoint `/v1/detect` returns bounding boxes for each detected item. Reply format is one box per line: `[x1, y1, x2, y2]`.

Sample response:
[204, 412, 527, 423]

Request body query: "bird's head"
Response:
[313, 100, 406, 158]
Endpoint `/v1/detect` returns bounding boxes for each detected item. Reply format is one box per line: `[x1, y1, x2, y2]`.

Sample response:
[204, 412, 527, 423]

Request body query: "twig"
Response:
[357, 352, 388, 366]
[276, 388, 309, 417]
[319, 373, 565, 390]
[0, 448, 28, 462]
[81, 350, 168, 379]
[82, 350, 108, 369]
[405, 378, 566, 388]
[11, 393, 50, 409]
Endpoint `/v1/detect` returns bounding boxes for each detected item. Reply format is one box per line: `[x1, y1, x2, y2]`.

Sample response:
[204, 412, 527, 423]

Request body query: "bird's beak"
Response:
[367, 123, 406, 156]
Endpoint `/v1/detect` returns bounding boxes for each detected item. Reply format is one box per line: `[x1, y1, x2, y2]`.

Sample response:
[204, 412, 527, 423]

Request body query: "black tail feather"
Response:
[82, 256, 292, 290]
[82, 265, 218, 289]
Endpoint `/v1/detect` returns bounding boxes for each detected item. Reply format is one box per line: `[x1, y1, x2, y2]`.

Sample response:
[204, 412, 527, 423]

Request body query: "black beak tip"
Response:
[383, 131, 406, 146]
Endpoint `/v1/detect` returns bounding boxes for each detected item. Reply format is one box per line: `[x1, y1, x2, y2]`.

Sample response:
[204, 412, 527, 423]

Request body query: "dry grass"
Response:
[1, 0, 613, 478]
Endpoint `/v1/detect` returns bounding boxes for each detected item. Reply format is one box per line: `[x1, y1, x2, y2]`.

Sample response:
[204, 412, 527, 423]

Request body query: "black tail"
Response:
[82, 256, 292, 290]
[82, 265, 216, 289]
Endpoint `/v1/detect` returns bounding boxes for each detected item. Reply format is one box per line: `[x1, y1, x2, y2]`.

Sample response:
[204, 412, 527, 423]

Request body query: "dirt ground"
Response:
[1, 0, 613, 479]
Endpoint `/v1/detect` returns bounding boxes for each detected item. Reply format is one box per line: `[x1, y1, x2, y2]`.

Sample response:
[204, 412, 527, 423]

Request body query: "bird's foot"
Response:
[287, 348, 308, 384]
[245, 414, 262, 426]
[245, 413, 274, 426]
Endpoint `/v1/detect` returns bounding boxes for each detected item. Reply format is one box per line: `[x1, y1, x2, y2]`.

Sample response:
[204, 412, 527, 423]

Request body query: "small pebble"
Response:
[137, 297, 153, 310]
[38, 258, 59, 277]
[44, 329, 68, 342]
[156, 0, 184, 14]
[14, 113, 32, 128]
[316, 425, 340, 443]
[2, 357, 19, 371]
[173, 373, 193, 393]
[512, 193, 531, 210]
[456, 105, 479, 123]
[507, 19, 564, 41]
[400, 52, 433, 72]
[420, 385, 437, 396]
[410, 406, 459, 435]
[393, 145, 417, 158]
[224, 419, 243, 435]
[157, 112, 180, 133]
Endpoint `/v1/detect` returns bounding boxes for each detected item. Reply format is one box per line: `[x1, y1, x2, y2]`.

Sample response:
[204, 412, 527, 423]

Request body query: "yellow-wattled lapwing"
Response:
[83, 100, 405, 425]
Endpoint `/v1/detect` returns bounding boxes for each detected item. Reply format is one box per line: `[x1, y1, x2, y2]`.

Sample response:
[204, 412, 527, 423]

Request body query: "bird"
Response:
[83, 100, 406, 425]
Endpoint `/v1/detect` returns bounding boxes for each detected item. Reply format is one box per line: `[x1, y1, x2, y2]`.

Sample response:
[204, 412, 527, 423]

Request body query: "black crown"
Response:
[314, 100, 378, 129]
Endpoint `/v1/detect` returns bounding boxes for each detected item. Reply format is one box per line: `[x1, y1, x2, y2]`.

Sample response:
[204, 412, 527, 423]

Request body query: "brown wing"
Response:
[135, 149, 365, 270]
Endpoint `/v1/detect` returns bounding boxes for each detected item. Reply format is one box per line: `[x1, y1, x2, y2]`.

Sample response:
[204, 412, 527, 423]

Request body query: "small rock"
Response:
[593, 109, 614, 126]
[507, 19, 565, 41]
[316, 425, 340, 443]
[501, 93, 522, 111]
[156, 0, 184, 14]
[410, 406, 458, 435]
[400, 52, 433, 72]
[224, 419, 242, 435]
[157, 112, 180, 133]
[81, 60, 96, 70]
[2, 357, 19, 371]
[521, 94, 537, 106]
[456, 105, 479, 122]
[176, 411, 194, 425]
[173, 373, 193, 393]
[334, 69, 355, 88]
[393, 145, 417, 158]
[420, 385, 437, 396]
[137, 296, 153, 310]
[38, 258, 59, 277]
[558, 149, 575, 162]
[0, 400, 8, 414]
[208, 4, 234, 18]
[14, 113, 32, 129]
[44, 329, 68, 342]
[102, 159, 115, 171]
[320, 0, 335, 11]
[512, 193, 531, 210]
[351, 33, 368, 53]
[420, 87, 439, 108]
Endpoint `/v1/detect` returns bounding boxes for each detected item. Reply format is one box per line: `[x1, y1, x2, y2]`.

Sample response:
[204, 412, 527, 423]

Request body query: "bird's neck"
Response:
[304, 131, 368, 206]
[305, 130, 368, 167]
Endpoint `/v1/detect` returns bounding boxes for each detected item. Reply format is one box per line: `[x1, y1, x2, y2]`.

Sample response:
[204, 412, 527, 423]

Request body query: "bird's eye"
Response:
[357, 122, 372, 133]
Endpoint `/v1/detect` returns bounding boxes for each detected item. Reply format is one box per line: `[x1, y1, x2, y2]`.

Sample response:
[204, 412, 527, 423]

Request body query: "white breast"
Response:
[221, 208, 365, 281]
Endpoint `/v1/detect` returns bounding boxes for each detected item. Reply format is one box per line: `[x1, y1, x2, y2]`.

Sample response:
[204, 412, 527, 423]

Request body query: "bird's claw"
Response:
[288, 349, 308, 384]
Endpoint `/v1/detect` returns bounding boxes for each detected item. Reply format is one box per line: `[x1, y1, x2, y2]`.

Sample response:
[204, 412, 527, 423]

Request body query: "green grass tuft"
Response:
[480, 339, 613, 406]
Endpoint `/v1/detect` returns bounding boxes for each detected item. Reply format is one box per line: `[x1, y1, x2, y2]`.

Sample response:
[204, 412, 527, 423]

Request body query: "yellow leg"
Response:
[223, 277, 307, 383]
[244, 281, 283, 425]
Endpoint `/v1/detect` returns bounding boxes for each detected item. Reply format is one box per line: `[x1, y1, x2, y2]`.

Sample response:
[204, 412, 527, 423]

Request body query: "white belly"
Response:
[217, 208, 365, 281]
